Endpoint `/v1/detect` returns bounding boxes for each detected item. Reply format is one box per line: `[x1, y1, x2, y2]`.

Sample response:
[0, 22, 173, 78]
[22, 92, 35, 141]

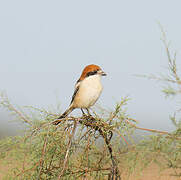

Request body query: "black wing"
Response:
[70, 84, 79, 105]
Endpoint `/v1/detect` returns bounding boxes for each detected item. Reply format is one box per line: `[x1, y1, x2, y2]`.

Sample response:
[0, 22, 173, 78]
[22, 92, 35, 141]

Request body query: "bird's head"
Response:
[79, 64, 106, 81]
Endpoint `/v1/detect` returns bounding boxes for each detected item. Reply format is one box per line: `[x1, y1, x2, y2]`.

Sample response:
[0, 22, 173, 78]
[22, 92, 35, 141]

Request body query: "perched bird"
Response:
[54, 64, 106, 124]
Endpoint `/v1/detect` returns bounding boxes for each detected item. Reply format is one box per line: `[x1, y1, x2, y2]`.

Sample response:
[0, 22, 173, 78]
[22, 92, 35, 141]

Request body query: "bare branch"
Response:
[58, 120, 78, 179]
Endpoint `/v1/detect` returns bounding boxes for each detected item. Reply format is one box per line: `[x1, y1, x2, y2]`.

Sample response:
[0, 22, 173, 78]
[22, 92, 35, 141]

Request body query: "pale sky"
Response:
[0, 0, 181, 136]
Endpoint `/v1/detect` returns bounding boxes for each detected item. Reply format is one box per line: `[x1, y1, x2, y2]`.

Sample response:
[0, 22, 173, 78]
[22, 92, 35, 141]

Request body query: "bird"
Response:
[54, 64, 106, 125]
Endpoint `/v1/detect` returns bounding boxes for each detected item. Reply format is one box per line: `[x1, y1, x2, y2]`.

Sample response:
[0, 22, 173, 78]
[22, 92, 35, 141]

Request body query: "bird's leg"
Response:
[86, 108, 91, 116]
[81, 108, 86, 116]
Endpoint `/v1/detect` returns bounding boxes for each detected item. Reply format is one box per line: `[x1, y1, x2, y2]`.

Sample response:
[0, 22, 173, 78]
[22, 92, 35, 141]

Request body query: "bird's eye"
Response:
[86, 70, 98, 77]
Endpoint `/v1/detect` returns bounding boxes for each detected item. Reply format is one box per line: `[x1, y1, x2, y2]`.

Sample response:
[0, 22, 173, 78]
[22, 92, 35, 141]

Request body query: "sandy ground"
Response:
[122, 163, 181, 180]
[0, 161, 181, 180]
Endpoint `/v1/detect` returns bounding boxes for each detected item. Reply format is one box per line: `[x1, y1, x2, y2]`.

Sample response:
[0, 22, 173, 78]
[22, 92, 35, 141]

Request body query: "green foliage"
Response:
[0, 94, 132, 179]
[124, 28, 181, 178]
[125, 132, 181, 177]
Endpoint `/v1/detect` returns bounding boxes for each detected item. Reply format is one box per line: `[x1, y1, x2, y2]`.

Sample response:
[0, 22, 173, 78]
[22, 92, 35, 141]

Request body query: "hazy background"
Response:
[0, 0, 181, 137]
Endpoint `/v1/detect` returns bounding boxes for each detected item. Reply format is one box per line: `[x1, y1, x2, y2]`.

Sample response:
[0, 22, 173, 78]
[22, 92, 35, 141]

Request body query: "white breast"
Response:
[74, 75, 103, 108]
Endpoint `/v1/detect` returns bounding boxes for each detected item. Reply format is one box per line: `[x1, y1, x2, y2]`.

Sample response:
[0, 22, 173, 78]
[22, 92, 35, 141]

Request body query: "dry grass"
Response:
[0, 159, 181, 180]
[122, 162, 181, 180]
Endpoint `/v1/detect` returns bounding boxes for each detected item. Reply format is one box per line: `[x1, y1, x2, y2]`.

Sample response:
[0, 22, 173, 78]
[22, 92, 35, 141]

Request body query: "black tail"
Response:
[53, 106, 74, 125]
[58, 107, 74, 119]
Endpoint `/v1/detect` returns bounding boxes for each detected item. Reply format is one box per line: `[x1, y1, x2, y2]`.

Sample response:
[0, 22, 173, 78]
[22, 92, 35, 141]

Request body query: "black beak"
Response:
[99, 70, 107, 76]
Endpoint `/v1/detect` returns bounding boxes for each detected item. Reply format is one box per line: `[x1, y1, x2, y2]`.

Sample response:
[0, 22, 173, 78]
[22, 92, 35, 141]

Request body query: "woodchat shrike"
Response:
[54, 64, 106, 125]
